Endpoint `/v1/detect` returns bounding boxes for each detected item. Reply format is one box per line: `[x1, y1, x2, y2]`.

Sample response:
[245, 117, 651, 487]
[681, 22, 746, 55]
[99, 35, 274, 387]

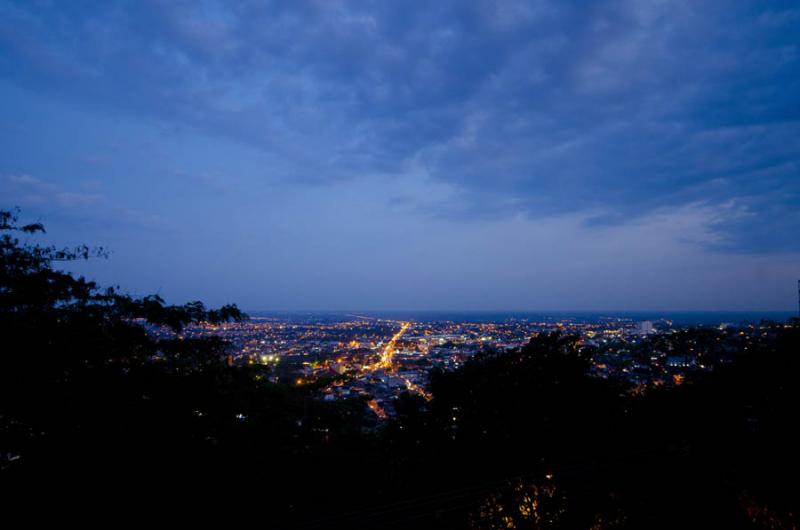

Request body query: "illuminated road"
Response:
[359, 321, 411, 372]
[402, 376, 433, 401]
[366, 399, 388, 420]
[334, 321, 431, 418]
[376, 321, 410, 369]
[360, 321, 433, 416]
[375, 322, 432, 401]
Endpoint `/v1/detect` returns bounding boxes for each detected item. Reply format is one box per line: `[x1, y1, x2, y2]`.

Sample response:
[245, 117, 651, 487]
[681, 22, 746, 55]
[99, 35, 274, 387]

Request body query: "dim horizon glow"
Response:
[1, 1, 799, 312]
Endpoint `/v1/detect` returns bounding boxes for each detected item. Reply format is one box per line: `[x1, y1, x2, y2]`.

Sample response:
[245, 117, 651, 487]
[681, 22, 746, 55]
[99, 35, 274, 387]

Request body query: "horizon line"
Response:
[241, 308, 798, 315]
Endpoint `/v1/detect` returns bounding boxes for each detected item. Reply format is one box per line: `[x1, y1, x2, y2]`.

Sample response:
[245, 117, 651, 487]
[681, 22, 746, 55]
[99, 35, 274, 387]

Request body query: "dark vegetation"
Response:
[2, 209, 798, 528]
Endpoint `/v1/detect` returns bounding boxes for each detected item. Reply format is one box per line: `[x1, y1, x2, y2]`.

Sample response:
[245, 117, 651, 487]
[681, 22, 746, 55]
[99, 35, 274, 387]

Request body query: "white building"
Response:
[638, 321, 654, 335]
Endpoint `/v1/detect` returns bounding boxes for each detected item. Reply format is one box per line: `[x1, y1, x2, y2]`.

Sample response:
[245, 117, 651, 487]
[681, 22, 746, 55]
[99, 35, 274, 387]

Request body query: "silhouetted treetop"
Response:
[1, 207, 245, 334]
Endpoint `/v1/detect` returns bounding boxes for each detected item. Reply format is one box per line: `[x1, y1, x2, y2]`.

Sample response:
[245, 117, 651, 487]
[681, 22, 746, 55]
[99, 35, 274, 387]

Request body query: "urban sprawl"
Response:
[150, 315, 786, 421]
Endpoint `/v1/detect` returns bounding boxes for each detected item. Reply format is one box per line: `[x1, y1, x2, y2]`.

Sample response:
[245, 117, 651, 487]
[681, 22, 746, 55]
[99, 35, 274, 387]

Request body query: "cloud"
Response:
[0, 0, 798, 251]
[1, 173, 165, 231]
[2, 174, 104, 209]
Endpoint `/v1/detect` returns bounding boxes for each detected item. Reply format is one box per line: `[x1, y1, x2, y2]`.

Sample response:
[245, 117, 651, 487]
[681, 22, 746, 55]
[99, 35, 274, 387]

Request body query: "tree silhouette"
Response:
[2, 207, 798, 528]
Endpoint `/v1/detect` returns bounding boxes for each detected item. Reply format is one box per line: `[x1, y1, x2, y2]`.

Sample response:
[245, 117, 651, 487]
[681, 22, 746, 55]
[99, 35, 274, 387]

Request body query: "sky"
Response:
[1, 0, 799, 312]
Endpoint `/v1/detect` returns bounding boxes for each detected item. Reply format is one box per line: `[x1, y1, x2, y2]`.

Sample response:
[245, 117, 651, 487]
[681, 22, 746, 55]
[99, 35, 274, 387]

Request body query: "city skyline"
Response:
[2, 1, 799, 311]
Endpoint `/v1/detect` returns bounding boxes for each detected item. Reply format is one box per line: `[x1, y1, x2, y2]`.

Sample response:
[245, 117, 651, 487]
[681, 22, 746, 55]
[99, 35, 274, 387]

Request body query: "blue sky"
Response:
[1, 0, 799, 311]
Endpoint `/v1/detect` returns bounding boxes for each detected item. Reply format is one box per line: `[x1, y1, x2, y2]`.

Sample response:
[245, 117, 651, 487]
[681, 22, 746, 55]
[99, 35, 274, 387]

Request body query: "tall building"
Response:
[638, 321, 654, 335]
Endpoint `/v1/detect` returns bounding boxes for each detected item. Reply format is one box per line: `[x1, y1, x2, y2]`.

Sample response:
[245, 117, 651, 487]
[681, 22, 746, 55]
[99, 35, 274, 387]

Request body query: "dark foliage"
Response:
[0, 209, 373, 520]
[2, 208, 798, 529]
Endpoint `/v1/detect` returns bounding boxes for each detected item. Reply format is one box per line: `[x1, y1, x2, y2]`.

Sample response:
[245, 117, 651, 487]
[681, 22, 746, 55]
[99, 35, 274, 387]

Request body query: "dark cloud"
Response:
[1, 0, 799, 251]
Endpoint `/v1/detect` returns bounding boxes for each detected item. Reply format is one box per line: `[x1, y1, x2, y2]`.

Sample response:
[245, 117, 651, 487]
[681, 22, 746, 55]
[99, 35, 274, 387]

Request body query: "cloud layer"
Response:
[1, 0, 799, 309]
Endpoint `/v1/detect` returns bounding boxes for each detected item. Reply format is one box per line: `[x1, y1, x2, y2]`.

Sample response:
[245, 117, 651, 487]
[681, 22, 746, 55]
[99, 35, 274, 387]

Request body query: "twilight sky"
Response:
[1, 0, 799, 312]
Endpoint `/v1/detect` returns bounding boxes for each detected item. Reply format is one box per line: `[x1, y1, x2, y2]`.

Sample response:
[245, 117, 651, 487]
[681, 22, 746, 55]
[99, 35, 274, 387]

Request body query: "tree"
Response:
[1, 207, 250, 474]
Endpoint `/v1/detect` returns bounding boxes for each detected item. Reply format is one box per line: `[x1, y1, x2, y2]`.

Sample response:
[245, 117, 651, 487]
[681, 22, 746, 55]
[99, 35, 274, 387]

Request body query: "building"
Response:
[638, 321, 654, 335]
